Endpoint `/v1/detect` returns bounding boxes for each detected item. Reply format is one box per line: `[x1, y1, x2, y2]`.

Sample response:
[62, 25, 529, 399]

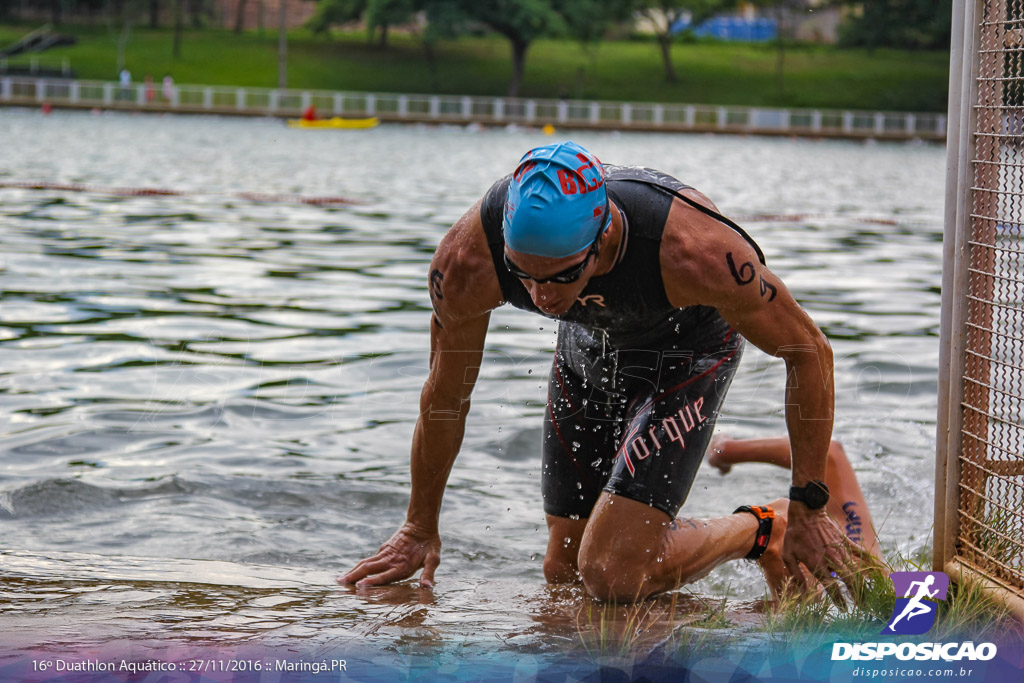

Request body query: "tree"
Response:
[366, 0, 415, 47]
[234, 0, 249, 33]
[747, 0, 810, 96]
[104, 0, 148, 73]
[173, 0, 184, 57]
[838, 0, 952, 50]
[456, 0, 564, 97]
[636, 0, 738, 83]
[308, 0, 365, 36]
[555, 0, 634, 46]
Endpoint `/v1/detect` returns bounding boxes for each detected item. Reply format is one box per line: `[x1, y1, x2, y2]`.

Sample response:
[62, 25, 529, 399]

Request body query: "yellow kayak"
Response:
[287, 117, 380, 130]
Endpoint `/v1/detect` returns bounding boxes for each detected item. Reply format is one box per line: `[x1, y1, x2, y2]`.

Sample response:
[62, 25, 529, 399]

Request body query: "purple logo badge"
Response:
[883, 571, 950, 635]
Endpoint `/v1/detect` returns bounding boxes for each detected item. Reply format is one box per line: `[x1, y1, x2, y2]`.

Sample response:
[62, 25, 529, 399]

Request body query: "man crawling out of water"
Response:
[341, 141, 881, 604]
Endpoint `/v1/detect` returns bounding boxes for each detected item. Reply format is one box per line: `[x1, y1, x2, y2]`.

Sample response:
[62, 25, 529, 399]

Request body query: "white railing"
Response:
[0, 56, 72, 76]
[0, 76, 948, 139]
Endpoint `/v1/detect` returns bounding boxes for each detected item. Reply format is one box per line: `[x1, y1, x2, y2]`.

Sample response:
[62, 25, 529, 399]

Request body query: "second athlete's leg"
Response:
[708, 436, 881, 557]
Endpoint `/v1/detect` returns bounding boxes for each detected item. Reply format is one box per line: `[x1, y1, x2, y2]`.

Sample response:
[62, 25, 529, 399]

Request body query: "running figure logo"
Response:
[883, 571, 950, 635]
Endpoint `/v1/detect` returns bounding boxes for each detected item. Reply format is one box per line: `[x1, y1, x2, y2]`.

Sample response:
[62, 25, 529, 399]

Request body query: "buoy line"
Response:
[0, 181, 358, 206]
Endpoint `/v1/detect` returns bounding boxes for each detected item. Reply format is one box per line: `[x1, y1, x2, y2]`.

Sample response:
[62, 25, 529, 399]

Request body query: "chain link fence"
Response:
[939, 0, 1024, 619]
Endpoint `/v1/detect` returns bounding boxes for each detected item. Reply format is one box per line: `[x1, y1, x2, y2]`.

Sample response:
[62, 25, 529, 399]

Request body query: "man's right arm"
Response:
[339, 204, 503, 588]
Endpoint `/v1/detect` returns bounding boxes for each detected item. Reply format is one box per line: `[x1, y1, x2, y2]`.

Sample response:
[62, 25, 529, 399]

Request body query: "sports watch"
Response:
[789, 480, 830, 509]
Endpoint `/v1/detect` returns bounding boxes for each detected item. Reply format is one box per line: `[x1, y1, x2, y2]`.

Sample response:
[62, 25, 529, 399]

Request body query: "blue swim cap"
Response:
[503, 141, 609, 258]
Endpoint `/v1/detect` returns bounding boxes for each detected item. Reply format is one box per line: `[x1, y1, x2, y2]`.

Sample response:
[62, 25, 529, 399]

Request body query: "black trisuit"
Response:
[480, 165, 764, 519]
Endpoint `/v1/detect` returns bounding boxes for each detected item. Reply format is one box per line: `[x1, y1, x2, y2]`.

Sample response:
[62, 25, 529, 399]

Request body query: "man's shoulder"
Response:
[431, 201, 503, 319]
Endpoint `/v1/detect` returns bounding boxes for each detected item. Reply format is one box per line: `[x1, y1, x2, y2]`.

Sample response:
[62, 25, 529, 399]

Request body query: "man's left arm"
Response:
[662, 214, 875, 603]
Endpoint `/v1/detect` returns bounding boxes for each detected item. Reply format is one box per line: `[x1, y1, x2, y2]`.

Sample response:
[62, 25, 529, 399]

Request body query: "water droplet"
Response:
[656, 557, 663, 563]
[591, 458, 601, 468]
[485, 525, 491, 531]
[564, 537, 572, 544]
[576, 482, 582, 489]
[569, 514, 580, 520]
[528, 369, 533, 374]
[530, 553, 537, 560]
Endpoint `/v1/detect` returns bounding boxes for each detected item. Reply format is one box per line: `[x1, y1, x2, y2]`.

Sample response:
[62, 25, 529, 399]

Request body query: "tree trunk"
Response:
[507, 37, 528, 98]
[257, 0, 264, 35]
[234, 0, 248, 33]
[150, 0, 160, 28]
[173, 0, 184, 58]
[189, 0, 201, 28]
[379, 23, 388, 48]
[51, 0, 62, 25]
[423, 40, 438, 91]
[277, 0, 287, 89]
[116, 18, 132, 73]
[658, 34, 676, 83]
[775, 5, 786, 96]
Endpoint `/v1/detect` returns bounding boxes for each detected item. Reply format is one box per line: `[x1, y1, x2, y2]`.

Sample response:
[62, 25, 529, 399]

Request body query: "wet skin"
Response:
[341, 185, 879, 604]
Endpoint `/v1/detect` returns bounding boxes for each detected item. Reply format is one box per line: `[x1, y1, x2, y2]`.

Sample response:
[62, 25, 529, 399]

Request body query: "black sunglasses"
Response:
[504, 209, 609, 285]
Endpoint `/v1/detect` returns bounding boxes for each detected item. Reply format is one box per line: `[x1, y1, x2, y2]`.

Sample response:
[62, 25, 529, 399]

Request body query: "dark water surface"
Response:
[0, 109, 944, 658]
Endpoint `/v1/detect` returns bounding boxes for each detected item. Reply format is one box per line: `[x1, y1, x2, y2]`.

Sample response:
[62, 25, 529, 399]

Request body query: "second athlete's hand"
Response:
[338, 522, 442, 588]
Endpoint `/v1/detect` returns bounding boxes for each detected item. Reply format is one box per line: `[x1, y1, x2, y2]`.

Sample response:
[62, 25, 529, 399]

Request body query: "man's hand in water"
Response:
[782, 504, 878, 607]
[339, 522, 442, 588]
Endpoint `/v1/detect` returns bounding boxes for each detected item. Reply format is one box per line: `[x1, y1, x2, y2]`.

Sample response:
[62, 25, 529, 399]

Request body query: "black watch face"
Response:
[794, 482, 829, 509]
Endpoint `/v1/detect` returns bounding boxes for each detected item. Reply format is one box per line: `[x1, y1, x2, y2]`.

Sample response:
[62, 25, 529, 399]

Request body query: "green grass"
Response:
[0, 23, 950, 111]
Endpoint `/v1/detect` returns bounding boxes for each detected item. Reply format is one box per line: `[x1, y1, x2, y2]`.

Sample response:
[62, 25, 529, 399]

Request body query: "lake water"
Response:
[0, 109, 945, 674]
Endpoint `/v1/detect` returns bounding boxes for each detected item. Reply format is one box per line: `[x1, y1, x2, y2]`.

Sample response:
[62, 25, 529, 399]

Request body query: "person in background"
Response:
[118, 68, 131, 101]
[162, 74, 174, 104]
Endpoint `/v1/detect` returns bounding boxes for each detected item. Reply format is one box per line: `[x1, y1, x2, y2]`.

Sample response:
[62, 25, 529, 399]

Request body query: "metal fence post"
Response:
[429, 96, 440, 119]
[36, 79, 45, 102]
[526, 100, 536, 123]
[494, 98, 504, 121]
[874, 112, 885, 134]
[103, 82, 113, 105]
[2, 77, 11, 101]
[717, 107, 728, 129]
[812, 110, 822, 132]
[366, 93, 376, 116]
[333, 92, 343, 116]
[397, 95, 408, 117]
[69, 80, 79, 104]
[653, 104, 663, 126]
[236, 88, 246, 111]
[558, 100, 568, 123]
[203, 87, 213, 109]
[842, 111, 853, 133]
[906, 113, 917, 136]
[621, 103, 632, 126]
[685, 105, 695, 127]
[589, 102, 599, 124]
[462, 96, 472, 119]
[269, 90, 278, 113]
